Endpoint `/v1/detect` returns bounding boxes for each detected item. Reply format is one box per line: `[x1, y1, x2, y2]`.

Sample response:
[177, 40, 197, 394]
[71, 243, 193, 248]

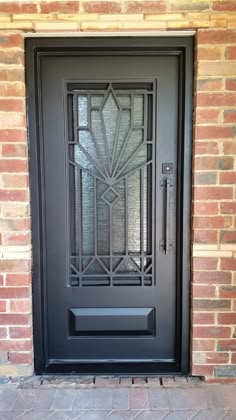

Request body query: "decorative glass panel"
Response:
[69, 83, 154, 287]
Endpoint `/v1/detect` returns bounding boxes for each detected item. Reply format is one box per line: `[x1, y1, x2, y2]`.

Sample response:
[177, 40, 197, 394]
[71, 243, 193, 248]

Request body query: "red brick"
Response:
[226, 79, 236, 91]
[0, 1, 37, 13]
[192, 365, 214, 376]
[193, 326, 230, 338]
[0, 51, 23, 66]
[0, 159, 28, 173]
[0, 99, 25, 113]
[232, 353, 236, 363]
[0, 34, 23, 49]
[221, 258, 236, 271]
[194, 230, 218, 244]
[220, 231, 236, 243]
[194, 142, 219, 155]
[193, 299, 231, 311]
[220, 202, 236, 214]
[205, 352, 229, 364]
[6, 273, 31, 286]
[0, 82, 25, 97]
[193, 271, 231, 284]
[0, 328, 7, 339]
[9, 326, 32, 339]
[193, 258, 218, 271]
[0, 314, 29, 325]
[0, 129, 26, 143]
[194, 187, 233, 200]
[207, 378, 236, 383]
[195, 126, 234, 140]
[224, 142, 236, 155]
[83, 1, 121, 13]
[126, 1, 166, 13]
[2, 174, 29, 189]
[218, 313, 236, 324]
[3, 232, 31, 246]
[193, 216, 231, 229]
[192, 312, 215, 325]
[10, 300, 31, 313]
[213, 1, 236, 11]
[224, 110, 236, 124]
[0, 190, 28, 202]
[0, 340, 32, 352]
[233, 301, 236, 311]
[219, 286, 236, 299]
[198, 29, 236, 44]
[0, 301, 6, 312]
[0, 288, 29, 299]
[0, 260, 30, 273]
[217, 340, 236, 351]
[197, 79, 224, 91]
[193, 202, 218, 215]
[0, 69, 24, 83]
[197, 48, 222, 61]
[195, 109, 220, 124]
[226, 46, 236, 60]
[40, 1, 80, 13]
[195, 157, 233, 171]
[8, 352, 32, 364]
[0, 275, 3, 286]
[192, 285, 216, 298]
[194, 157, 217, 170]
[2, 144, 27, 158]
[220, 172, 236, 184]
[192, 339, 215, 351]
[196, 92, 236, 107]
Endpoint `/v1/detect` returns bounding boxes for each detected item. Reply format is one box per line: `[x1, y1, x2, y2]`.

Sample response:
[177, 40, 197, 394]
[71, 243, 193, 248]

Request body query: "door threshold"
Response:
[19, 375, 202, 389]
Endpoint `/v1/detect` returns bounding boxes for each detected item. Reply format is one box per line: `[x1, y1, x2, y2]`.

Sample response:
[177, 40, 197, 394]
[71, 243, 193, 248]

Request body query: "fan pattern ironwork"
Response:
[68, 83, 154, 286]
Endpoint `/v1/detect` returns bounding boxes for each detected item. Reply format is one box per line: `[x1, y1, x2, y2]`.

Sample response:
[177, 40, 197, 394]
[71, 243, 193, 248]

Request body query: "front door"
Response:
[27, 37, 193, 374]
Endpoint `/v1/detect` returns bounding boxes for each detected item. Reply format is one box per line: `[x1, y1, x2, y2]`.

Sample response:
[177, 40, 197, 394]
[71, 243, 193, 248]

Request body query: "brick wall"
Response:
[0, 0, 235, 381]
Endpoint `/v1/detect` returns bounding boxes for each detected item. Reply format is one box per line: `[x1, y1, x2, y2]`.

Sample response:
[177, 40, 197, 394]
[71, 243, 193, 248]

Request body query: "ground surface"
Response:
[0, 377, 236, 419]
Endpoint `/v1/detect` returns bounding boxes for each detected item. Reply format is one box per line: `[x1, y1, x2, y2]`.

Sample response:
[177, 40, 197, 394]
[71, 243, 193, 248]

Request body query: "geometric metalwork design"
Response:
[102, 187, 120, 206]
[68, 82, 154, 286]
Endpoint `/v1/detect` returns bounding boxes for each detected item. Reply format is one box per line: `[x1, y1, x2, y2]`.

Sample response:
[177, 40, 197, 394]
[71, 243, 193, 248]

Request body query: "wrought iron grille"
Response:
[67, 82, 155, 286]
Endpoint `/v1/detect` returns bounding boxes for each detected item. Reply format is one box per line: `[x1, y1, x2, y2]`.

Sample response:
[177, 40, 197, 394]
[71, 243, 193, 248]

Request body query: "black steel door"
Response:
[28, 37, 193, 374]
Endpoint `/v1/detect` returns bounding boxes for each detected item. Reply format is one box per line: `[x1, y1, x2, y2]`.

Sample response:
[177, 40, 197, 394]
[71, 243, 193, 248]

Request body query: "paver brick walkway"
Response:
[0, 381, 236, 419]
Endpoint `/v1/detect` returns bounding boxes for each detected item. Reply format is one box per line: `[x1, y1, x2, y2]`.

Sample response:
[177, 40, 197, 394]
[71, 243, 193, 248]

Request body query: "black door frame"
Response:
[26, 36, 193, 375]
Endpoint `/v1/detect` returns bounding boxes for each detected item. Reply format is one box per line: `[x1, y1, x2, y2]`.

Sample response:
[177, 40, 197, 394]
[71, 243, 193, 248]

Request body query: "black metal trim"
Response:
[25, 36, 193, 376]
[45, 362, 180, 375]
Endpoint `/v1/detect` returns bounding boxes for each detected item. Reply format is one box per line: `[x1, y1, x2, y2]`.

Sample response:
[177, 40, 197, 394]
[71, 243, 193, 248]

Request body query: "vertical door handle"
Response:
[160, 178, 173, 254]
[165, 178, 172, 254]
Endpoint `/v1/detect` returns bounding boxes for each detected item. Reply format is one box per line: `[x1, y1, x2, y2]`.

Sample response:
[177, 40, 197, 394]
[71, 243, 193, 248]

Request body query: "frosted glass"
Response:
[133, 95, 144, 126]
[78, 95, 88, 126]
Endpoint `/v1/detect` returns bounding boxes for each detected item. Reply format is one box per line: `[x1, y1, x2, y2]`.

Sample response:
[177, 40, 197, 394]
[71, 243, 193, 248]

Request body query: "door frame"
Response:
[26, 36, 193, 375]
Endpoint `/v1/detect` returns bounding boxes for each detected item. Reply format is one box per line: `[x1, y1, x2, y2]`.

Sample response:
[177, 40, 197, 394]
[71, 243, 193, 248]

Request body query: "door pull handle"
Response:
[160, 178, 173, 254]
